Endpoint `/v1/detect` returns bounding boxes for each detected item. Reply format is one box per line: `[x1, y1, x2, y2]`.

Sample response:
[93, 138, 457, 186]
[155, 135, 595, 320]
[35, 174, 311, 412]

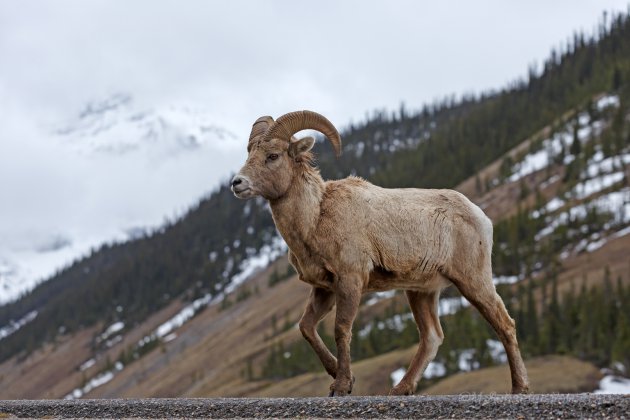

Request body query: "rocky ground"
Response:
[0, 394, 628, 419]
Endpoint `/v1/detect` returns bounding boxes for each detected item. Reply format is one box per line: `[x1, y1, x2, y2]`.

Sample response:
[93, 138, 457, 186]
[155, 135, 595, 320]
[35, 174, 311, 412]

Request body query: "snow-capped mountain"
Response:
[0, 260, 20, 297]
[0, 94, 243, 305]
[54, 93, 236, 156]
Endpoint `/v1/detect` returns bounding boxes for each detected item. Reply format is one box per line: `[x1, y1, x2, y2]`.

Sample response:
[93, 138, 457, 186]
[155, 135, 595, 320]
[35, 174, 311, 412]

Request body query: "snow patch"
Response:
[64, 362, 124, 400]
[574, 172, 624, 199]
[358, 313, 413, 338]
[79, 358, 96, 371]
[508, 148, 549, 182]
[100, 321, 124, 341]
[486, 339, 507, 364]
[596, 94, 620, 111]
[584, 153, 630, 178]
[540, 174, 561, 189]
[545, 197, 565, 213]
[595, 375, 630, 394]
[536, 188, 630, 241]
[585, 238, 607, 252]
[0, 310, 38, 341]
[105, 335, 122, 348]
[458, 349, 479, 371]
[364, 290, 396, 306]
[155, 294, 212, 339]
[438, 297, 469, 316]
[507, 97, 619, 184]
[493, 275, 519, 285]
[65, 366, 121, 399]
[225, 235, 287, 294]
[613, 225, 630, 238]
[423, 361, 447, 379]
[390, 368, 406, 386]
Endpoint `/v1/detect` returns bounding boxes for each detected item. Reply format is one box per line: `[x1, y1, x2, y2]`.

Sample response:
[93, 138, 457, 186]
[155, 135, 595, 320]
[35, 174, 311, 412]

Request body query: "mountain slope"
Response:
[0, 93, 240, 305]
[1, 10, 630, 398]
[2, 85, 626, 397]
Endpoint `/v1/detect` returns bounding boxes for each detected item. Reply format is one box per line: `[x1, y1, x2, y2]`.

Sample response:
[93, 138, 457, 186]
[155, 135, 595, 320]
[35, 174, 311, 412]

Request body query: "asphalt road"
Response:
[0, 394, 628, 419]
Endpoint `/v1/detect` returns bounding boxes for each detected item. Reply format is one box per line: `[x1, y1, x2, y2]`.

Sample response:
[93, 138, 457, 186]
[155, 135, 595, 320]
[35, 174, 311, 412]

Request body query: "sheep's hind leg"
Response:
[299, 287, 337, 378]
[389, 290, 443, 396]
[450, 274, 530, 394]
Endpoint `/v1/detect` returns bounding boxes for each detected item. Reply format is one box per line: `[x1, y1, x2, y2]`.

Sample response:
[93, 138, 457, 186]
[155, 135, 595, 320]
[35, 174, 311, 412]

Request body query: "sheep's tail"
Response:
[469, 201, 494, 267]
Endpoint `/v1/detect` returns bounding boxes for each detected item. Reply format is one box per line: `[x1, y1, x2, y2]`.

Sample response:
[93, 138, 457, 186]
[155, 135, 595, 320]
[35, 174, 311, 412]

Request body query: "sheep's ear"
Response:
[288, 136, 315, 158]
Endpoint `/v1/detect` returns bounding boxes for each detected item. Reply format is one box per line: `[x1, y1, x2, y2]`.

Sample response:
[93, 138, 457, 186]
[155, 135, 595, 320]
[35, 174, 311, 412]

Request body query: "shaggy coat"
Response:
[232, 111, 529, 396]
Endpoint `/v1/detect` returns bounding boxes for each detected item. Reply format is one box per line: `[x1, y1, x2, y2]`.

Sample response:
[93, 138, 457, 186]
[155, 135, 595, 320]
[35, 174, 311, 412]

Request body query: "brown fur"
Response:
[232, 114, 529, 396]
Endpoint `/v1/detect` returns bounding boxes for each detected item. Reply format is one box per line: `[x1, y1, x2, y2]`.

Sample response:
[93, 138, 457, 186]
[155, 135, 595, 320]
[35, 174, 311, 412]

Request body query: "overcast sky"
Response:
[1, 1, 629, 298]
[2, 1, 629, 136]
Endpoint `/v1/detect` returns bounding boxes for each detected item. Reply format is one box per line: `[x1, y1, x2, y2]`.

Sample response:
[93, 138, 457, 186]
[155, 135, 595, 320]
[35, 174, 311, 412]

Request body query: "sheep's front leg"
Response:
[329, 275, 362, 397]
[299, 287, 337, 378]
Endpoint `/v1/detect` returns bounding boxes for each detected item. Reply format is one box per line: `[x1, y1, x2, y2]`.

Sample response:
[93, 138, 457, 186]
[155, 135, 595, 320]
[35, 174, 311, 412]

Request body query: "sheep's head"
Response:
[231, 110, 341, 200]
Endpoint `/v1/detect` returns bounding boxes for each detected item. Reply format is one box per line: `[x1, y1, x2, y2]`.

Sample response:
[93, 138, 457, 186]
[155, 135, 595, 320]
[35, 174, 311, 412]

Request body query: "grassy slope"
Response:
[423, 355, 602, 395]
[240, 354, 601, 397]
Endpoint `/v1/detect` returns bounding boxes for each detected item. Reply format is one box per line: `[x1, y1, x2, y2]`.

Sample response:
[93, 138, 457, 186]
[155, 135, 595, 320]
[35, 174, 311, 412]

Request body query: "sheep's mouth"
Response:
[233, 187, 253, 199]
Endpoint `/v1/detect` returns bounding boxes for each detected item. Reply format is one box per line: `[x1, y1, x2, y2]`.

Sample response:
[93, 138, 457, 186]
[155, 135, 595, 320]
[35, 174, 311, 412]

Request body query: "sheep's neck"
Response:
[269, 169, 324, 256]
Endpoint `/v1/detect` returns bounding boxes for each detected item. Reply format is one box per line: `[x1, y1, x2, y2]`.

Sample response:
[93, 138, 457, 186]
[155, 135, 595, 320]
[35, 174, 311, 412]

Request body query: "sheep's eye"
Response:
[267, 153, 279, 161]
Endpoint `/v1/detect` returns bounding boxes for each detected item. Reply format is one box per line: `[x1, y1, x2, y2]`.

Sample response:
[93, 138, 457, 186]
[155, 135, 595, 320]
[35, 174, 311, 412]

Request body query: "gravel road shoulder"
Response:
[0, 394, 628, 419]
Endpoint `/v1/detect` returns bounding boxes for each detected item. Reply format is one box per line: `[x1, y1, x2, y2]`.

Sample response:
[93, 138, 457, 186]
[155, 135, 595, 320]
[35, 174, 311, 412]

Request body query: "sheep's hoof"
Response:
[512, 383, 530, 394]
[328, 375, 355, 397]
[389, 382, 414, 396]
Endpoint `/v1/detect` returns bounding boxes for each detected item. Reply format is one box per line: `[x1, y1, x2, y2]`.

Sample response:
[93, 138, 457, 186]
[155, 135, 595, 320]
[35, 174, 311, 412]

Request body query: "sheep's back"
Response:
[319, 179, 490, 276]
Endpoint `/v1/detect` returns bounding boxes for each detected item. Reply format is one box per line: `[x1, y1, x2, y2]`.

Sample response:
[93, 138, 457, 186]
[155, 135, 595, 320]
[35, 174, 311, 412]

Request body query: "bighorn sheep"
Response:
[231, 110, 529, 396]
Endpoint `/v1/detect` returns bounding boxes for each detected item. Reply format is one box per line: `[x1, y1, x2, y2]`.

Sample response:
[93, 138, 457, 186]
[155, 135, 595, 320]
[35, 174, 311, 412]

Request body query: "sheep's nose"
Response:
[231, 176, 243, 188]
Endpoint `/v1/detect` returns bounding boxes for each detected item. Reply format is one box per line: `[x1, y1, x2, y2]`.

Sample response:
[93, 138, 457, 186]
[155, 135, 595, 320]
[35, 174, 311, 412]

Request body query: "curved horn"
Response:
[248, 116, 274, 152]
[265, 110, 342, 157]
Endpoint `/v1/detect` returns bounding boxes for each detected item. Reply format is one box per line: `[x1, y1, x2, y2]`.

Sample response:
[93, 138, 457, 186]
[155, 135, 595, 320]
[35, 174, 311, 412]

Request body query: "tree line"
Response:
[2, 10, 630, 366]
